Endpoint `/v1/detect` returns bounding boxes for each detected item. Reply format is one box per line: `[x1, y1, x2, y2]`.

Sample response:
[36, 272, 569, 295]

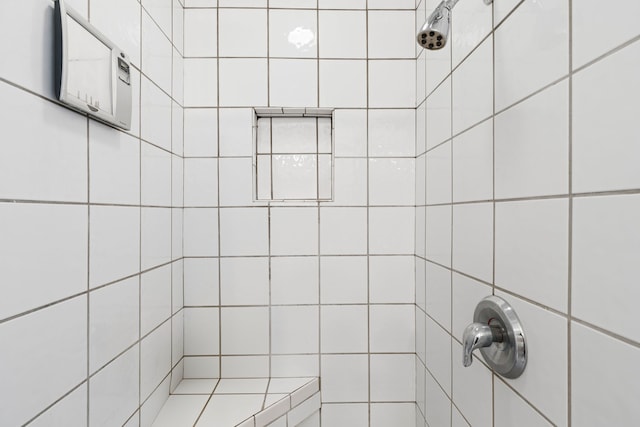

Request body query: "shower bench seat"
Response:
[152, 377, 320, 427]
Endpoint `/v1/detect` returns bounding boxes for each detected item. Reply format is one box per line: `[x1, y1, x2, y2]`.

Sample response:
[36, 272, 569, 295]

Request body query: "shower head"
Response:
[416, 0, 454, 50]
[417, 0, 493, 50]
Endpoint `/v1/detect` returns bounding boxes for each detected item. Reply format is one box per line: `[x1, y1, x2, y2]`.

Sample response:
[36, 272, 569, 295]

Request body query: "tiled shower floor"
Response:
[152, 377, 320, 427]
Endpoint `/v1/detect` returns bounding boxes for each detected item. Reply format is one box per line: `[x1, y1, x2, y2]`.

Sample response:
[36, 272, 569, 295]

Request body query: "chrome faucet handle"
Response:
[461, 296, 527, 379]
[462, 323, 503, 367]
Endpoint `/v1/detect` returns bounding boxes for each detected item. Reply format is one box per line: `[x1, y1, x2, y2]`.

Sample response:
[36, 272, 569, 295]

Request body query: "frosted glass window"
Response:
[66, 17, 113, 114]
[255, 111, 333, 201]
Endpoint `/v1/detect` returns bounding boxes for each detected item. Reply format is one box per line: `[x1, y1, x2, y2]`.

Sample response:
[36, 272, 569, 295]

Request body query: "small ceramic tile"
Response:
[270, 208, 319, 255]
[152, 395, 209, 427]
[319, 60, 367, 108]
[271, 257, 319, 305]
[321, 355, 369, 403]
[370, 354, 415, 402]
[318, 11, 366, 58]
[269, 10, 317, 58]
[215, 379, 269, 395]
[320, 256, 368, 304]
[271, 306, 319, 354]
[219, 59, 268, 107]
[218, 8, 266, 57]
[172, 379, 219, 395]
[369, 305, 415, 353]
[321, 305, 368, 353]
[220, 257, 270, 306]
[221, 307, 270, 355]
[184, 8, 217, 57]
[369, 60, 416, 108]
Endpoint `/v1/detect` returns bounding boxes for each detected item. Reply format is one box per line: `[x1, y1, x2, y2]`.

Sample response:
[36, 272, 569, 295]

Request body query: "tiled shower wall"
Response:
[415, 0, 640, 426]
[0, 0, 185, 425]
[180, 0, 417, 425]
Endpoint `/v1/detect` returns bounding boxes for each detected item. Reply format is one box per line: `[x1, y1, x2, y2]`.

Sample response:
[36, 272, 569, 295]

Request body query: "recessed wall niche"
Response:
[253, 108, 334, 202]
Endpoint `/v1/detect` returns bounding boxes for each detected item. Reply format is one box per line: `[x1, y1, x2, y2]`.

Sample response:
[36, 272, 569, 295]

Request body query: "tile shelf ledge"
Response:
[152, 377, 321, 427]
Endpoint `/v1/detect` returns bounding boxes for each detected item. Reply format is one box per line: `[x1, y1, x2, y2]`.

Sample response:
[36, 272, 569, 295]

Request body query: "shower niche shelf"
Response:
[253, 108, 334, 202]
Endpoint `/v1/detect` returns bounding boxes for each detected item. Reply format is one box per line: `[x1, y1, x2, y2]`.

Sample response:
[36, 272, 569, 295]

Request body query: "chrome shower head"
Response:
[417, 0, 454, 50]
[417, 0, 492, 50]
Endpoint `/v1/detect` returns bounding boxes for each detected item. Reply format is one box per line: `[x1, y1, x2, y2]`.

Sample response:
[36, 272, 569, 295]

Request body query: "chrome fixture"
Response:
[416, 0, 493, 50]
[462, 296, 527, 379]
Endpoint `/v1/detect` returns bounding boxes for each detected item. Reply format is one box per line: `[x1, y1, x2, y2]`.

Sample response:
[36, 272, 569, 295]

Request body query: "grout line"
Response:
[567, 1, 574, 425]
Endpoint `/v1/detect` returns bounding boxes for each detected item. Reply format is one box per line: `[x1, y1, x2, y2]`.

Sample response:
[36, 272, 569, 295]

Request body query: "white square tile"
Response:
[222, 356, 269, 378]
[90, 346, 139, 427]
[369, 256, 415, 304]
[219, 59, 268, 107]
[269, 59, 318, 107]
[321, 305, 368, 353]
[172, 156, 184, 209]
[368, 11, 415, 59]
[219, 8, 266, 57]
[184, 108, 218, 157]
[493, 0, 520, 27]
[321, 355, 369, 402]
[333, 109, 367, 157]
[184, 8, 217, 57]
[140, 265, 172, 336]
[184, 308, 219, 356]
[219, 158, 255, 207]
[173, 0, 184, 53]
[370, 354, 415, 402]
[183, 208, 218, 256]
[452, 38, 493, 134]
[370, 305, 415, 353]
[141, 207, 172, 269]
[425, 33, 452, 96]
[369, 158, 415, 206]
[453, 120, 493, 203]
[220, 208, 269, 256]
[495, 199, 569, 312]
[319, 0, 366, 8]
[0, 83, 87, 202]
[572, 322, 640, 427]
[452, 203, 493, 283]
[320, 256, 368, 304]
[270, 117, 317, 153]
[0, 204, 87, 319]
[494, 0, 569, 110]
[319, 60, 367, 108]
[320, 404, 368, 427]
[370, 403, 416, 427]
[271, 355, 319, 378]
[184, 59, 218, 107]
[318, 11, 366, 59]
[320, 207, 368, 255]
[141, 142, 172, 206]
[184, 258, 220, 306]
[495, 291, 568, 426]
[269, 10, 317, 58]
[140, 322, 172, 400]
[425, 372, 451, 427]
[0, 298, 87, 427]
[142, 0, 172, 37]
[425, 315, 451, 395]
[425, 261, 452, 332]
[172, 311, 184, 364]
[494, 380, 553, 427]
[219, 108, 254, 157]
[183, 356, 219, 379]
[450, 0, 492, 67]
[426, 141, 452, 205]
[416, 103, 427, 155]
[369, 60, 415, 108]
[425, 205, 451, 267]
[271, 257, 319, 305]
[271, 306, 319, 354]
[573, 1, 640, 69]
[89, 122, 140, 205]
[89, 278, 139, 373]
[573, 194, 640, 342]
[368, 0, 414, 8]
[368, 109, 416, 157]
[184, 158, 219, 206]
[220, 257, 269, 306]
[426, 77, 452, 150]
[271, 155, 318, 199]
[573, 43, 640, 193]
[28, 385, 87, 427]
[495, 80, 569, 199]
[369, 207, 414, 255]
[221, 307, 270, 355]
[90, 206, 140, 288]
[328, 158, 367, 206]
[172, 102, 184, 155]
[142, 12, 172, 94]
